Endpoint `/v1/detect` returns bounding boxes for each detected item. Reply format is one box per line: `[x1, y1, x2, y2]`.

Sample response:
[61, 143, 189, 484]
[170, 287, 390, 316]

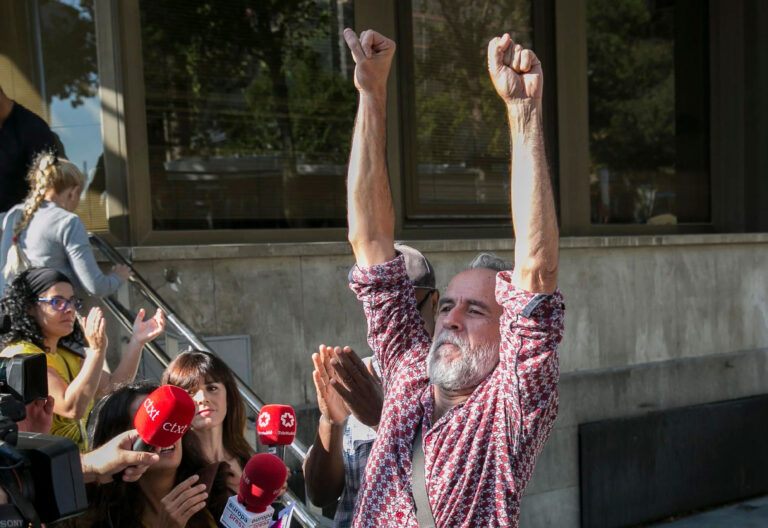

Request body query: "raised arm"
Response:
[97, 308, 165, 395]
[488, 35, 559, 294]
[48, 307, 108, 420]
[303, 345, 350, 507]
[344, 28, 397, 268]
[61, 217, 125, 296]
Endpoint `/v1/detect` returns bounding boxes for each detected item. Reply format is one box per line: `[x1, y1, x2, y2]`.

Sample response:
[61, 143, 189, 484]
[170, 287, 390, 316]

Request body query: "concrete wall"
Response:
[116, 233, 768, 526]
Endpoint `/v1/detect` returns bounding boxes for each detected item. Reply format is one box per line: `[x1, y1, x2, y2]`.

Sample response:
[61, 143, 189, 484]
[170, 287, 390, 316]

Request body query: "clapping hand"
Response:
[328, 346, 383, 428]
[84, 307, 107, 354]
[131, 308, 165, 345]
[312, 345, 351, 426]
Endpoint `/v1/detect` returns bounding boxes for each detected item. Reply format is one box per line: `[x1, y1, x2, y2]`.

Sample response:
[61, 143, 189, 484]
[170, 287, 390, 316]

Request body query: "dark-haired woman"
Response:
[0, 268, 164, 450]
[162, 349, 254, 494]
[84, 381, 229, 528]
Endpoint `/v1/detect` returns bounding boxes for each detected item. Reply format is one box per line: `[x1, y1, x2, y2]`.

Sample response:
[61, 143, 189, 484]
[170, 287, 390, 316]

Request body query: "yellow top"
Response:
[1, 341, 92, 451]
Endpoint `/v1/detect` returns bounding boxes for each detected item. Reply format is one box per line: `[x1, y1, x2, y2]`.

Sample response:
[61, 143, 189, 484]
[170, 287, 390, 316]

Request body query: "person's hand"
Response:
[18, 396, 54, 434]
[81, 429, 160, 484]
[131, 308, 165, 345]
[328, 347, 383, 428]
[487, 34, 542, 104]
[343, 28, 396, 97]
[113, 264, 133, 281]
[312, 345, 351, 426]
[83, 307, 107, 354]
[158, 474, 208, 528]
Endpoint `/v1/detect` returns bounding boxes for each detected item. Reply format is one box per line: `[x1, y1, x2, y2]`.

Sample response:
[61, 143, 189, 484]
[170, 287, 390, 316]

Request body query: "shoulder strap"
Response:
[411, 425, 437, 528]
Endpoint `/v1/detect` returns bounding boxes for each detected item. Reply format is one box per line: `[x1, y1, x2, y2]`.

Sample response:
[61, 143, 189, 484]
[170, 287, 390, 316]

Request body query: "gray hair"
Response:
[467, 252, 513, 273]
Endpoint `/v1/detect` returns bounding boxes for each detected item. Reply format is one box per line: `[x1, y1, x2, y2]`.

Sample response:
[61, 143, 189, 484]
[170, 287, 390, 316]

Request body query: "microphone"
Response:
[256, 404, 296, 459]
[132, 385, 196, 451]
[220, 453, 287, 528]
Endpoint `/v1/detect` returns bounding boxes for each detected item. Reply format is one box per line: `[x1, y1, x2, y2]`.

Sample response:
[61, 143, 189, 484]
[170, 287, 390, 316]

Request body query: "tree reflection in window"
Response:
[587, 0, 709, 225]
[140, 0, 356, 229]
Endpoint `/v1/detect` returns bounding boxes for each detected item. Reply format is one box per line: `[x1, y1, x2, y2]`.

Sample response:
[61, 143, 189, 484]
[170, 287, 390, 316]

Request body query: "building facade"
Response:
[2, 1, 767, 526]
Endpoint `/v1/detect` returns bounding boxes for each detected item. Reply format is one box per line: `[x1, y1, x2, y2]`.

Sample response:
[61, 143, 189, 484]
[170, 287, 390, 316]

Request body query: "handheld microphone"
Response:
[256, 404, 296, 458]
[219, 453, 287, 528]
[132, 385, 196, 451]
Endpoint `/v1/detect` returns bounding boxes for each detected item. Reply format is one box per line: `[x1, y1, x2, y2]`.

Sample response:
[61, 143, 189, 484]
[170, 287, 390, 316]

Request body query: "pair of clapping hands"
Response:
[312, 345, 383, 429]
[81, 306, 166, 355]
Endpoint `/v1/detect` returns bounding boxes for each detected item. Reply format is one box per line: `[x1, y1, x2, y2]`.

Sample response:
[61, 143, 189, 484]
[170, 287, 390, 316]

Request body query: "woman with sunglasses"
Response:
[0, 267, 165, 451]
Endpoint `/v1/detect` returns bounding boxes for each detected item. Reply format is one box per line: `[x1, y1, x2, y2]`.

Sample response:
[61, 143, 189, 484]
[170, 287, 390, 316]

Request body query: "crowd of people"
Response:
[0, 26, 564, 528]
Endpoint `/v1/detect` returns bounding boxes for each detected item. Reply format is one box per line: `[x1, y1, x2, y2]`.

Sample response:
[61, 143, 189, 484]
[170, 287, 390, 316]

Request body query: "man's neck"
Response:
[0, 96, 14, 127]
[432, 385, 474, 423]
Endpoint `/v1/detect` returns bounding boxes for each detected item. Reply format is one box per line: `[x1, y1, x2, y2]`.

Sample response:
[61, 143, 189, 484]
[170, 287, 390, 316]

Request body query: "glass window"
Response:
[587, 0, 710, 225]
[405, 0, 532, 220]
[0, 0, 107, 231]
[139, 0, 356, 230]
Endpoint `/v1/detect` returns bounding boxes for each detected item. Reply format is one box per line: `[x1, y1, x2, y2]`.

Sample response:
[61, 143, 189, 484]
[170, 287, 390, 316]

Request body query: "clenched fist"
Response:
[343, 28, 395, 97]
[487, 34, 542, 104]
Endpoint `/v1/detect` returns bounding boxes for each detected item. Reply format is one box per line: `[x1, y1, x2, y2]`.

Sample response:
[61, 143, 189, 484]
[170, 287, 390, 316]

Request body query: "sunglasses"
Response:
[38, 296, 83, 312]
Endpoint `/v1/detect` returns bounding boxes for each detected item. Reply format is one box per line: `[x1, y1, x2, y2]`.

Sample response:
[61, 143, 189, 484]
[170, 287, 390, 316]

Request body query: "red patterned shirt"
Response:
[349, 255, 564, 527]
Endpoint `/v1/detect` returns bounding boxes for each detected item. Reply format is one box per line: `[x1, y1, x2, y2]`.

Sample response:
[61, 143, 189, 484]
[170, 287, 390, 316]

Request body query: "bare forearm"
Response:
[100, 337, 143, 395]
[60, 353, 104, 418]
[347, 94, 396, 268]
[509, 101, 559, 293]
[303, 417, 346, 506]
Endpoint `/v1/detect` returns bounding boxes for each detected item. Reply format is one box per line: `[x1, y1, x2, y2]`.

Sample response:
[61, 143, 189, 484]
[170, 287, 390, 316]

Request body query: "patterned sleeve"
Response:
[495, 272, 565, 482]
[349, 255, 431, 390]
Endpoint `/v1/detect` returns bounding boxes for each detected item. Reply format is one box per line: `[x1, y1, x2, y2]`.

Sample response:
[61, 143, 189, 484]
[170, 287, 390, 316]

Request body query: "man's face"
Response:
[428, 268, 502, 391]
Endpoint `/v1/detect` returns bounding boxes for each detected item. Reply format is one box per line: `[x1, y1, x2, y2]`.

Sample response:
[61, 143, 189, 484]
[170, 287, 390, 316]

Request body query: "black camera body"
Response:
[0, 353, 87, 526]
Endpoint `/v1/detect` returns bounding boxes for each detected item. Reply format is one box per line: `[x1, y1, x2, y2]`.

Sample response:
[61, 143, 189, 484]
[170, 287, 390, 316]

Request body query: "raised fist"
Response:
[487, 34, 542, 104]
[343, 28, 396, 96]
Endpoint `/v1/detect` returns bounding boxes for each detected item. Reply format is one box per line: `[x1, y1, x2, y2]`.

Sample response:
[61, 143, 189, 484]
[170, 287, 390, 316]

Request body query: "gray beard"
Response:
[427, 330, 499, 391]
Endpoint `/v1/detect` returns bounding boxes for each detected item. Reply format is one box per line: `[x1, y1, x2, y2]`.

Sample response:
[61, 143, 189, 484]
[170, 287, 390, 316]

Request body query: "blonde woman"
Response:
[0, 152, 130, 296]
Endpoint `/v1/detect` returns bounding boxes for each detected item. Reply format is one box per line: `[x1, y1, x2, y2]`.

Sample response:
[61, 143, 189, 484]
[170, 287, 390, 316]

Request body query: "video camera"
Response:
[0, 353, 87, 527]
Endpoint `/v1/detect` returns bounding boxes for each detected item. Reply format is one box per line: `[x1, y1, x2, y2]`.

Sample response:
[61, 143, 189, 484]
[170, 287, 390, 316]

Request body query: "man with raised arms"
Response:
[341, 27, 565, 527]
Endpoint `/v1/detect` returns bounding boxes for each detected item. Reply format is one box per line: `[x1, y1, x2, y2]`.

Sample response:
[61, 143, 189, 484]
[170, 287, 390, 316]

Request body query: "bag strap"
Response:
[411, 424, 437, 528]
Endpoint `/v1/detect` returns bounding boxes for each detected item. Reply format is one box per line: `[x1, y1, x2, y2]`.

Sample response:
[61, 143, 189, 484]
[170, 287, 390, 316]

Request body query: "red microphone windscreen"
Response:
[133, 385, 196, 448]
[238, 453, 287, 513]
[256, 404, 296, 446]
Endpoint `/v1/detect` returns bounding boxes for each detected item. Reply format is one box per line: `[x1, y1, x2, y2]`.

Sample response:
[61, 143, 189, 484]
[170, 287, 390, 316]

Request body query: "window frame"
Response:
[554, 0, 715, 237]
[108, 0, 730, 246]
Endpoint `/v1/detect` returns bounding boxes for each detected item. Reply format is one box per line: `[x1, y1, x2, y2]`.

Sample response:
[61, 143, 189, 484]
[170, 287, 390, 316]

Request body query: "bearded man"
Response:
[339, 28, 564, 528]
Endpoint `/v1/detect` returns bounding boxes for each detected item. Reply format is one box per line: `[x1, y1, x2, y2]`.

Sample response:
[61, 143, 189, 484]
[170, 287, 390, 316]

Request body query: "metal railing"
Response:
[89, 233, 323, 528]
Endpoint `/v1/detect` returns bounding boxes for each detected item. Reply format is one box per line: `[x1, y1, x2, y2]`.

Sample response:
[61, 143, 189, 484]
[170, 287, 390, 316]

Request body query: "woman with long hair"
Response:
[84, 381, 230, 528]
[0, 268, 164, 450]
[0, 151, 131, 296]
[162, 349, 254, 494]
